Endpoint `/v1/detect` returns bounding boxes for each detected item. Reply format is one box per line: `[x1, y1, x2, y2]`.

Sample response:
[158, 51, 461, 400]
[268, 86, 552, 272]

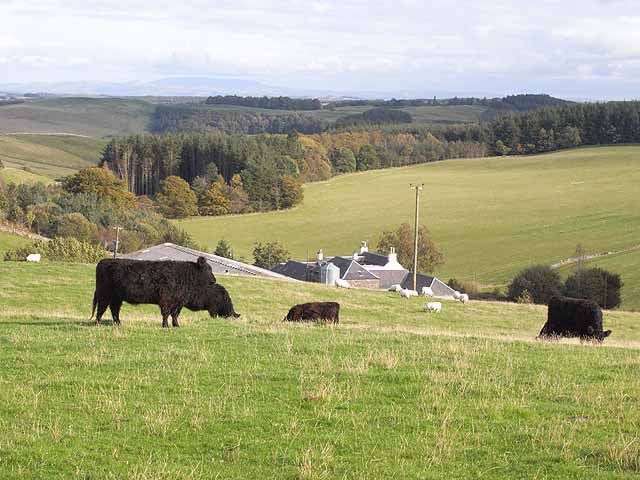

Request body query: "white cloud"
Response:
[1, 0, 640, 98]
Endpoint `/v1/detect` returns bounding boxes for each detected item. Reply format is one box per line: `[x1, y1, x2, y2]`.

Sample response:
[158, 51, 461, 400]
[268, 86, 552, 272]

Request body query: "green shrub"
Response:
[448, 278, 480, 295]
[508, 265, 564, 305]
[4, 238, 108, 263]
[565, 267, 623, 309]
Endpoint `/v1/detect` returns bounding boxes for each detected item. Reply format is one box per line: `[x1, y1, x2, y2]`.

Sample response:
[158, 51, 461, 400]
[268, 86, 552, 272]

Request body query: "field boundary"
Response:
[551, 244, 640, 268]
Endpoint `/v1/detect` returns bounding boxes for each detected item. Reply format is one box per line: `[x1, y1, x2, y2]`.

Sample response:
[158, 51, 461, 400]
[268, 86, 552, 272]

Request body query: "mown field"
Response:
[178, 146, 640, 291]
[0, 98, 155, 137]
[0, 261, 639, 478]
[558, 249, 640, 312]
[0, 134, 104, 179]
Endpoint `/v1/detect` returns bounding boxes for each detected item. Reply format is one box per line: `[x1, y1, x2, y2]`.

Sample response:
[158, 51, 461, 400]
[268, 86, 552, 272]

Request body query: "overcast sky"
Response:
[1, 0, 639, 99]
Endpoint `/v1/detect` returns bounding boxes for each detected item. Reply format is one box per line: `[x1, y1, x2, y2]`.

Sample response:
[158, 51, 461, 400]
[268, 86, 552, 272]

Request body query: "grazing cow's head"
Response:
[208, 283, 240, 318]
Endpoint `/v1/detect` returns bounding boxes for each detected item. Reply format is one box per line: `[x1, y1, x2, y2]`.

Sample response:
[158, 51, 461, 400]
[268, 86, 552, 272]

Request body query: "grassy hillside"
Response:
[186, 103, 489, 124]
[0, 134, 104, 178]
[178, 146, 640, 289]
[0, 166, 51, 184]
[558, 249, 640, 312]
[0, 261, 638, 478]
[0, 231, 31, 257]
[0, 98, 155, 136]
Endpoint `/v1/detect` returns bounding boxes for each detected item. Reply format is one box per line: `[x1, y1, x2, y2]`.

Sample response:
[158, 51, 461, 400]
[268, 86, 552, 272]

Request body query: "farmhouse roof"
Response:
[121, 243, 296, 281]
[329, 256, 379, 281]
[271, 260, 313, 281]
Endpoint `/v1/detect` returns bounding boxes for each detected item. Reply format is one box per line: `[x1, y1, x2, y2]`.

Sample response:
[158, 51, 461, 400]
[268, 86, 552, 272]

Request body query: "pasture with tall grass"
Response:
[1, 262, 639, 478]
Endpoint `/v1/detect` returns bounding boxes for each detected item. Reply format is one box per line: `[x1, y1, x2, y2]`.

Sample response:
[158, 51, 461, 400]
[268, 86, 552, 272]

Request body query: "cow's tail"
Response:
[90, 291, 97, 320]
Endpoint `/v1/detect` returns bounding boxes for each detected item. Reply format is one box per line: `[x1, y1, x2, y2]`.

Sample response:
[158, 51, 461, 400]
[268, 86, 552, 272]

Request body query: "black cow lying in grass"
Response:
[92, 257, 240, 328]
[284, 302, 340, 324]
[539, 296, 612, 342]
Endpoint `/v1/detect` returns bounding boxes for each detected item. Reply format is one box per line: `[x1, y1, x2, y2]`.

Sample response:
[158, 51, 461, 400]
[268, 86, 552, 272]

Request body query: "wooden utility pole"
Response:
[112, 226, 123, 258]
[410, 183, 424, 291]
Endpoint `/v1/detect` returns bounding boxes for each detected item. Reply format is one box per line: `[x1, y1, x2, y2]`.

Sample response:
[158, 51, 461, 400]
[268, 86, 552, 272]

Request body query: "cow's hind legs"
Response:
[171, 307, 182, 328]
[109, 300, 123, 326]
[95, 302, 109, 326]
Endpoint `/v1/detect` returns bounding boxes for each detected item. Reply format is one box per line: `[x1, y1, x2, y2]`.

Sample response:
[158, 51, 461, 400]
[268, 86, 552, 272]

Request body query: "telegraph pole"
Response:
[112, 226, 123, 258]
[410, 183, 424, 291]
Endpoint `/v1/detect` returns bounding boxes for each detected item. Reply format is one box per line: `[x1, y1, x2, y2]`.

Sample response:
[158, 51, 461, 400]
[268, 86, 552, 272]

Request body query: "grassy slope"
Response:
[178, 146, 640, 287]
[558, 249, 640, 312]
[0, 134, 104, 178]
[0, 262, 639, 478]
[0, 167, 51, 184]
[0, 231, 30, 257]
[190, 103, 489, 124]
[0, 98, 155, 136]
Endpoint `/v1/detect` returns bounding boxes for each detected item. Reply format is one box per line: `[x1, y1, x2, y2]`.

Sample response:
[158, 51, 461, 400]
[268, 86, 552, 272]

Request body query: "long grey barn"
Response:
[121, 243, 296, 281]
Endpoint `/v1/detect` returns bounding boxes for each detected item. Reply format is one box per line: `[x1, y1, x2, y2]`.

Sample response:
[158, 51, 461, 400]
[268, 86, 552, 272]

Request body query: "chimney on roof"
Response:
[385, 246, 403, 269]
[359, 241, 368, 254]
[317, 249, 324, 262]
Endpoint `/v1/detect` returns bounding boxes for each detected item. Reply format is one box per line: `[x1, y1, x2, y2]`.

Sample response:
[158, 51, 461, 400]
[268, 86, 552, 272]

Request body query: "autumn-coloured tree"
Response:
[199, 176, 230, 216]
[62, 166, 136, 209]
[377, 223, 444, 274]
[279, 175, 304, 209]
[156, 176, 198, 219]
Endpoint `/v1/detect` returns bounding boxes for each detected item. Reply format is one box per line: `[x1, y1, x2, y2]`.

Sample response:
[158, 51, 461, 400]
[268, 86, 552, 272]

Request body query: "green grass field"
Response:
[0, 231, 31, 257]
[177, 146, 640, 295]
[0, 134, 104, 178]
[558, 249, 640, 312]
[0, 261, 639, 478]
[0, 98, 155, 137]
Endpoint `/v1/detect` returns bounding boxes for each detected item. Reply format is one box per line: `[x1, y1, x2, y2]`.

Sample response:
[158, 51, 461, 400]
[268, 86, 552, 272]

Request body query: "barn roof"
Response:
[121, 243, 296, 281]
[271, 260, 312, 281]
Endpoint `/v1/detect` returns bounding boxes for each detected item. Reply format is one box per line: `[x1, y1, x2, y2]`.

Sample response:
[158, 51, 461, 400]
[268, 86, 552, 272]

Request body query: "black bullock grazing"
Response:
[283, 302, 340, 324]
[92, 257, 239, 328]
[539, 296, 612, 342]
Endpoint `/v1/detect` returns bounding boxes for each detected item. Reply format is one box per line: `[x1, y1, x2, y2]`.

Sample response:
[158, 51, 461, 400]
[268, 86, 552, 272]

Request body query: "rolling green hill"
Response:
[0, 98, 155, 137]
[0, 261, 638, 478]
[0, 134, 104, 179]
[177, 146, 640, 299]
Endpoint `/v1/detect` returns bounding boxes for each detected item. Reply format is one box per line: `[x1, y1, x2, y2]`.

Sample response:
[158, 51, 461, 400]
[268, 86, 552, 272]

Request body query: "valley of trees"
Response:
[152, 105, 324, 135]
[205, 95, 322, 111]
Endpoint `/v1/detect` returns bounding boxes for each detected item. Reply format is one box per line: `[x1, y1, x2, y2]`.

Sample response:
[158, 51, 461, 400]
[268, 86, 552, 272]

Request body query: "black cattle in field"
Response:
[283, 302, 340, 324]
[539, 296, 612, 342]
[92, 257, 239, 328]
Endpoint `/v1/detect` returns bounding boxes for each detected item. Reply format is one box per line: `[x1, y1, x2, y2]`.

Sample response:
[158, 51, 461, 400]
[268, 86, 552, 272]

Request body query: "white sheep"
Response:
[389, 284, 403, 292]
[399, 288, 418, 298]
[459, 293, 469, 304]
[336, 279, 351, 289]
[26, 253, 41, 263]
[453, 290, 462, 300]
[421, 286, 434, 297]
[424, 302, 442, 313]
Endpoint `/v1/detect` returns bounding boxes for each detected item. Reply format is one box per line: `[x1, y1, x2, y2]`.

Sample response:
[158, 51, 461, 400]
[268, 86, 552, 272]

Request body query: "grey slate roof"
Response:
[329, 256, 379, 281]
[359, 251, 389, 267]
[271, 260, 313, 282]
[121, 243, 296, 281]
[401, 273, 457, 298]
